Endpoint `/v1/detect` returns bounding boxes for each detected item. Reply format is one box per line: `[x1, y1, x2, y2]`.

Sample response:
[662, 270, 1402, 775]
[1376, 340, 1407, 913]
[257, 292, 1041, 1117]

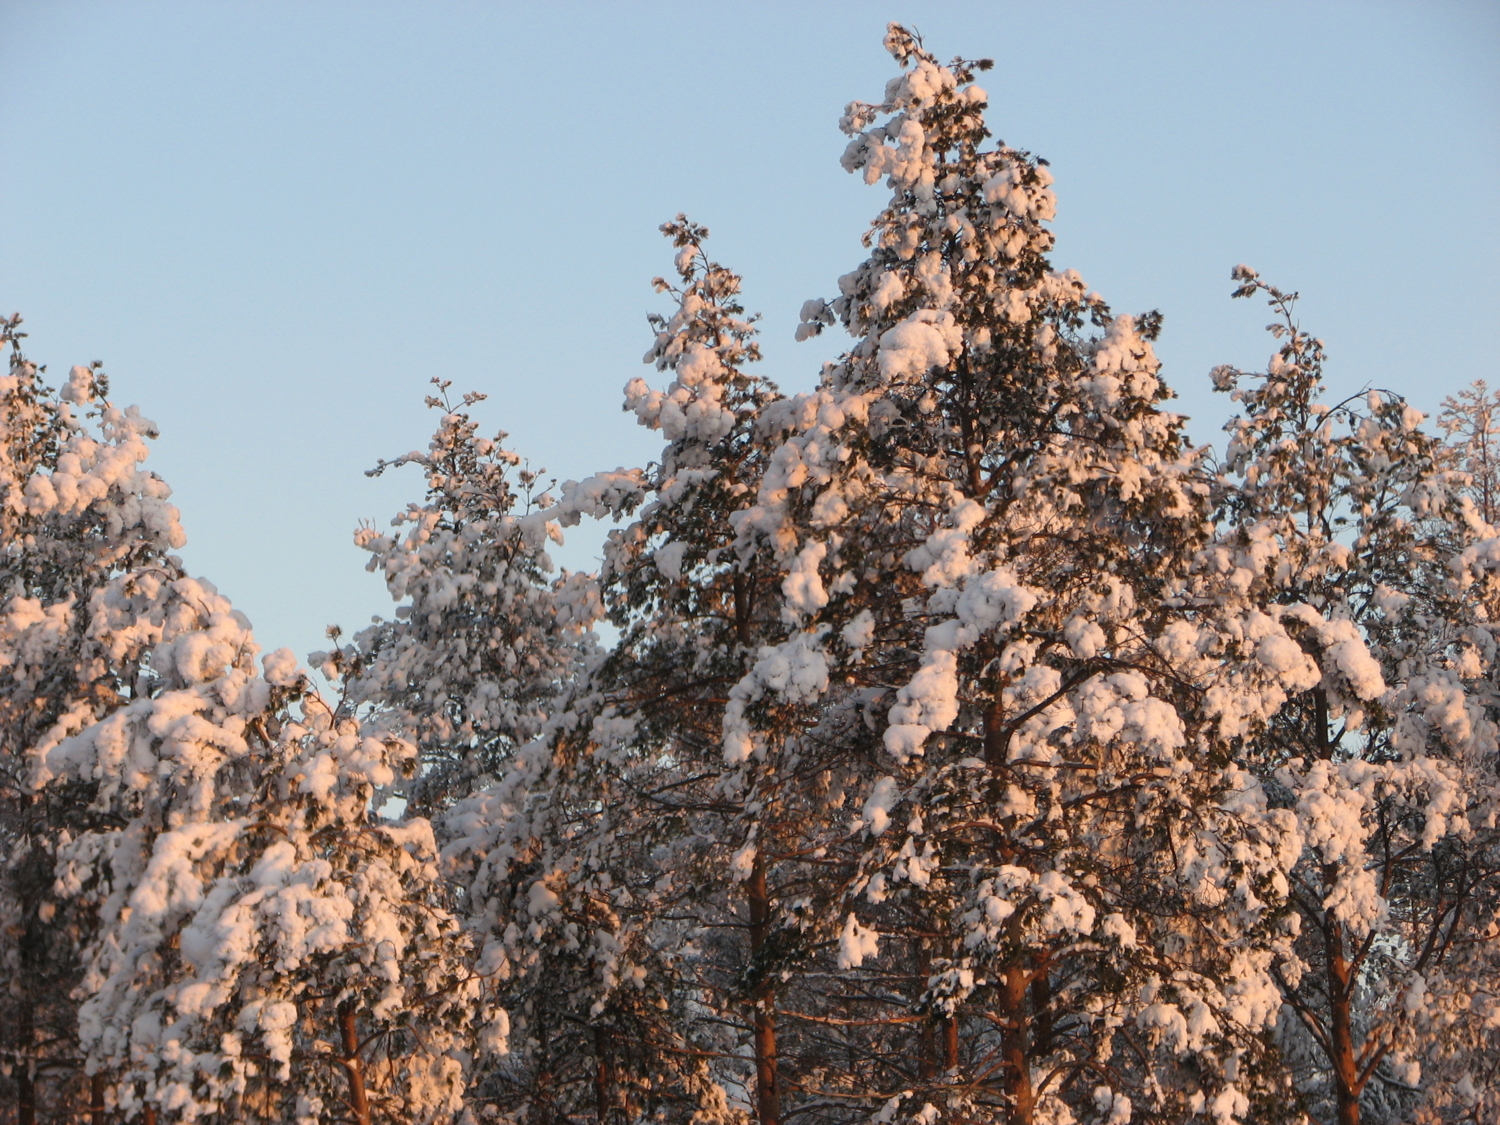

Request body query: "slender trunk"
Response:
[920, 1020, 937, 1080]
[983, 701, 1009, 768]
[594, 1026, 612, 1125]
[732, 573, 755, 647]
[918, 942, 937, 1080]
[1000, 960, 1034, 1125]
[957, 362, 983, 497]
[339, 1003, 373, 1125]
[916, 944, 956, 1078]
[748, 850, 780, 1125]
[736, 569, 775, 1125]
[1324, 909, 1362, 1125]
[535, 1009, 556, 1124]
[144, 1106, 157, 1125]
[1029, 969, 1053, 1058]
[91, 1073, 107, 1125]
[17, 1003, 34, 1125]
[1313, 690, 1360, 1125]
[17, 1068, 34, 1125]
[1314, 689, 1331, 761]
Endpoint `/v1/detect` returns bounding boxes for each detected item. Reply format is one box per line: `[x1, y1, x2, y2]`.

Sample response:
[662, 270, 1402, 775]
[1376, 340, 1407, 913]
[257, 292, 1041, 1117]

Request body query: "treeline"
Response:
[3, 25, 1497, 1125]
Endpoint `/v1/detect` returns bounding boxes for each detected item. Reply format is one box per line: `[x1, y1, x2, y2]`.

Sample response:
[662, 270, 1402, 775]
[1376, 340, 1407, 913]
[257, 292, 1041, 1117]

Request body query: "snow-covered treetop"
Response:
[2, 314, 194, 802]
[1, 315, 184, 598]
[329, 380, 600, 813]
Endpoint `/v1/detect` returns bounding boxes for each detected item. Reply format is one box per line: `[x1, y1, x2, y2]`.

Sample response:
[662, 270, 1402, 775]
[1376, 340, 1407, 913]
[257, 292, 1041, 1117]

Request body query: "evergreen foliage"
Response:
[3, 25, 1496, 1125]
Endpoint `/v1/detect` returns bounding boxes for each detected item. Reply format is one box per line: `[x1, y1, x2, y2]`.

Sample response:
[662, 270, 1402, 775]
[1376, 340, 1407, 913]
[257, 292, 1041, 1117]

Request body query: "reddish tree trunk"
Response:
[340, 1003, 373, 1125]
[1324, 911, 1362, 1125]
[1313, 690, 1362, 1125]
[91, 1073, 107, 1125]
[1000, 960, 1035, 1125]
[983, 701, 1009, 767]
[917, 932, 962, 1077]
[594, 1026, 612, 1125]
[941, 1016, 959, 1071]
[748, 851, 780, 1125]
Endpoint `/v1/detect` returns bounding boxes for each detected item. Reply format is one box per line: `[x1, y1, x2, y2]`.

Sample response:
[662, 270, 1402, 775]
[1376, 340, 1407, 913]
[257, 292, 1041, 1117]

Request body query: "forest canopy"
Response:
[3, 24, 1497, 1125]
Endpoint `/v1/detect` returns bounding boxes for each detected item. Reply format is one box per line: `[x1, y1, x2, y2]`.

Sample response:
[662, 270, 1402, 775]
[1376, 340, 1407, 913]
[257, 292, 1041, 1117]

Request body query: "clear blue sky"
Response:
[3, 1, 1497, 667]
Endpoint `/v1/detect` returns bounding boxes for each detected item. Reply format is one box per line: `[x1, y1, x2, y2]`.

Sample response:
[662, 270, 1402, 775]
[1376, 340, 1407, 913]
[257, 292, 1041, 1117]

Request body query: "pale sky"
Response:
[3, 1, 1497, 667]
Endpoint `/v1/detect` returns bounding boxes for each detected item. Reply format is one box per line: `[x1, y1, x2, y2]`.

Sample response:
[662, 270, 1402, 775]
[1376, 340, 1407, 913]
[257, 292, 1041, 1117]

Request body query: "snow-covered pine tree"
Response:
[9, 23, 1496, 1125]
[0, 317, 187, 1124]
[330, 380, 599, 819]
[0, 331, 489, 1125]
[39, 580, 492, 1125]
[1438, 379, 1500, 526]
[580, 217, 787, 1125]
[440, 218, 805, 1125]
[719, 25, 1292, 1125]
[592, 218, 853, 1125]
[324, 383, 636, 1123]
[1205, 270, 1500, 1125]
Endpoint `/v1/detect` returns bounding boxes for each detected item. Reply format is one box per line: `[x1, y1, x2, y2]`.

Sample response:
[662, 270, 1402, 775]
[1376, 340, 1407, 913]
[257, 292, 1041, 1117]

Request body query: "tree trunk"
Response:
[594, 1026, 612, 1125]
[747, 850, 780, 1125]
[339, 1003, 373, 1125]
[732, 573, 756, 647]
[17, 1003, 34, 1125]
[916, 944, 956, 1079]
[534, 1009, 556, 1124]
[1000, 960, 1035, 1125]
[17, 1067, 35, 1125]
[983, 700, 1009, 767]
[1030, 969, 1053, 1058]
[940, 1016, 959, 1071]
[1324, 910, 1362, 1125]
[1313, 690, 1362, 1125]
[91, 1073, 107, 1125]
[920, 1019, 937, 1080]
